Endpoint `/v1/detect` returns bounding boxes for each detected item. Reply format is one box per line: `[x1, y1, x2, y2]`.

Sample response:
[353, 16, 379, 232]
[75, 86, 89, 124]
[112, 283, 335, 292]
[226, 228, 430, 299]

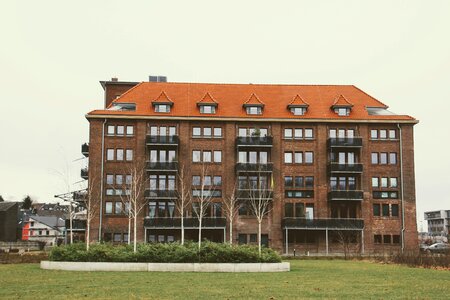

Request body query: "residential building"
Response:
[424, 210, 450, 237]
[82, 77, 419, 254]
[22, 215, 65, 246]
[0, 202, 19, 242]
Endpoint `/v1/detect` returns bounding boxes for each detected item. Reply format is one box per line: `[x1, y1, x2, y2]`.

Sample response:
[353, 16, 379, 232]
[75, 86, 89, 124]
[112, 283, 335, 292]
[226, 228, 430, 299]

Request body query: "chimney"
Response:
[149, 75, 168, 82]
[111, 77, 118, 82]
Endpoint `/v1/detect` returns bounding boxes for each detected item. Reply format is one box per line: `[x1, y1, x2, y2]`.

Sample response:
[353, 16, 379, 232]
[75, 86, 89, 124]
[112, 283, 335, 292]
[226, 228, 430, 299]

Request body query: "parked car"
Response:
[425, 243, 450, 254]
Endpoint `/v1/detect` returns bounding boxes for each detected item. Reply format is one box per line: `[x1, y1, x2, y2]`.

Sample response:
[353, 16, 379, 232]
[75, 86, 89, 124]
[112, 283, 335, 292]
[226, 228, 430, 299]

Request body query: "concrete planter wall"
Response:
[40, 261, 290, 272]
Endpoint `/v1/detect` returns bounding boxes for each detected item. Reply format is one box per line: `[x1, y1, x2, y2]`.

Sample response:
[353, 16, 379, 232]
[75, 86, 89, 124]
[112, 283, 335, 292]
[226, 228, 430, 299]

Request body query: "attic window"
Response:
[246, 106, 262, 115]
[154, 104, 171, 113]
[199, 105, 216, 114]
[290, 107, 307, 116]
[335, 107, 350, 116]
[287, 95, 309, 116]
[331, 95, 353, 117]
[109, 103, 136, 111]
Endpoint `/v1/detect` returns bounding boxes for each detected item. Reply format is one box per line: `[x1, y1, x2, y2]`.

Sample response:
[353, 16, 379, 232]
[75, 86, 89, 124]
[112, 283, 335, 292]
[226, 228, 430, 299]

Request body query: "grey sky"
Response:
[1, 1, 449, 230]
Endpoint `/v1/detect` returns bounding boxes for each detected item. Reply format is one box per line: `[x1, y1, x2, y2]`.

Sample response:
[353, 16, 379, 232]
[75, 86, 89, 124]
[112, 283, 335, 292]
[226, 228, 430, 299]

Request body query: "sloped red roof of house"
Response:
[87, 82, 416, 122]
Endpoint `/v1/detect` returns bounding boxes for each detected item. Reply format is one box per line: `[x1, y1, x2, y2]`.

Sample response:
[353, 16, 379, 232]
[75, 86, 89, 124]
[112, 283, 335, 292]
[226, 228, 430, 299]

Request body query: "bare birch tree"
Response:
[85, 175, 100, 251]
[222, 181, 239, 245]
[192, 163, 215, 250]
[175, 164, 191, 245]
[246, 173, 273, 256]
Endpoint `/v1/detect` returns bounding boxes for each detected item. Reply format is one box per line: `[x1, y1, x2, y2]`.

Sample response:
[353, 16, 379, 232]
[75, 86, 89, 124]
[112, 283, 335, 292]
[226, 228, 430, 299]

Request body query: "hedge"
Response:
[48, 242, 282, 263]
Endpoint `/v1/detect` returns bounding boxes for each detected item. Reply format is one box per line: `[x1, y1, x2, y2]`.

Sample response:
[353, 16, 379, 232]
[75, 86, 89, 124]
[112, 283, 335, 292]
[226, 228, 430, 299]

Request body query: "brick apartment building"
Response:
[83, 77, 418, 254]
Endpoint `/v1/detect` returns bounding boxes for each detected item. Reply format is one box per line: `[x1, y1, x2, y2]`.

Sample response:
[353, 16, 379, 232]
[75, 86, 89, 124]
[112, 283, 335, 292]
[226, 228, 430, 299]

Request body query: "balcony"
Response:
[144, 217, 226, 228]
[328, 163, 363, 174]
[81, 143, 89, 157]
[327, 137, 362, 148]
[65, 219, 87, 231]
[282, 218, 364, 230]
[146, 135, 179, 148]
[236, 163, 273, 173]
[328, 190, 364, 201]
[144, 189, 178, 199]
[236, 136, 273, 148]
[237, 189, 274, 200]
[146, 161, 178, 172]
[80, 168, 88, 180]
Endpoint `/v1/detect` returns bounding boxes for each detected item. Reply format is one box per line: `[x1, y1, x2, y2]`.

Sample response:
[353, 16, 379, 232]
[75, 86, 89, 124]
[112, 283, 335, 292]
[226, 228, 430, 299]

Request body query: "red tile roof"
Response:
[87, 82, 416, 122]
[197, 92, 218, 105]
[289, 94, 310, 107]
[332, 94, 353, 107]
[244, 93, 265, 106]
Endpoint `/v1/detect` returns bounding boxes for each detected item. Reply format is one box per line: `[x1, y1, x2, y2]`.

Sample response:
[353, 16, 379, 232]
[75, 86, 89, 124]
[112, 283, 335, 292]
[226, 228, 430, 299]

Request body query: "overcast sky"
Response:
[1, 1, 449, 230]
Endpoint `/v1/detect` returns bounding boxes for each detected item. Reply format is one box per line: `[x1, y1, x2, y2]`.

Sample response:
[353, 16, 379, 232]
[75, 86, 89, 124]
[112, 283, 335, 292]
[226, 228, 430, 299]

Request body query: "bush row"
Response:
[48, 242, 282, 263]
[387, 251, 450, 269]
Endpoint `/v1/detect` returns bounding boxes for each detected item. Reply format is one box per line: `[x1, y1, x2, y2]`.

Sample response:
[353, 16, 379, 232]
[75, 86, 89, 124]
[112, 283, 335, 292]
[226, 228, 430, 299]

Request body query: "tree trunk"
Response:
[258, 220, 262, 257]
[181, 214, 184, 245]
[86, 219, 90, 251]
[133, 211, 137, 253]
[229, 218, 233, 245]
[128, 216, 131, 245]
[198, 217, 202, 250]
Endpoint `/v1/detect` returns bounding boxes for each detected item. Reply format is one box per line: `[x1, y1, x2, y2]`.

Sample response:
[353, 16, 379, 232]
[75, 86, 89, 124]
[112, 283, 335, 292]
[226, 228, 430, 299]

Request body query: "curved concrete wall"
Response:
[40, 261, 290, 272]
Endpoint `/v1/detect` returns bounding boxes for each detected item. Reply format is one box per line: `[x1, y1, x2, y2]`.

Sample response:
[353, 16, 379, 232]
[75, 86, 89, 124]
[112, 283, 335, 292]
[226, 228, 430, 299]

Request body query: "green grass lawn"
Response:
[0, 260, 449, 299]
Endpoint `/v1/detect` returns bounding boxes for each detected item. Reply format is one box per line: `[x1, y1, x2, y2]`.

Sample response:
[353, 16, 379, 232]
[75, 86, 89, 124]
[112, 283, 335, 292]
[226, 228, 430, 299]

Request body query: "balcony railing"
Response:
[328, 163, 363, 173]
[81, 143, 89, 157]
[282, 218, 364, 230]
[327, 137, 362, 148]
[328, 190, 364, 201]
[65, 219, 87, 231]
[236, 163, 273, 173]
[144, 190, 178, 199]
[146, 135, 179, 146]
[144, 217, 226, 228]
[80, 168, 88, 180]
[236, 136, 273, 147]
[146, 161, 178, 172]
[237, 189, 274, 200]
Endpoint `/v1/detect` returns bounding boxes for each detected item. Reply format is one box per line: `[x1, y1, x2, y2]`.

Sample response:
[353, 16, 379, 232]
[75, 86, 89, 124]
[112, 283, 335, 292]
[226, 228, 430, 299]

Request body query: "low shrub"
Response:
[48, 242, 282, 263]
[377, 251, 450, 269]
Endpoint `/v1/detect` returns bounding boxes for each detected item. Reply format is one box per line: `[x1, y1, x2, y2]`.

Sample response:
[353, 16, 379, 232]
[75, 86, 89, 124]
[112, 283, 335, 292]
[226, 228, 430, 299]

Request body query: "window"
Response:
[379, 130, 387, 139]
[107, 149, 114, 161]
[155, 104, 170, 113]
[294, 152, 302, 163]
[291, 107, 306, 116]
[192, 176, 201, 186]
[126, 126, 134, 136]
[200, 105, 215, 114]
[203, 176, 212, 186]
[107, 125, 115, 135]
[389, 153, 397, 164]
[390, 178, 398, 188]
[105, 202, 113, 214]
[213, 127, 222, 137]
[373, 204, 381, 216]
[116, 149, 124, 161]
[117, 126, 125, 136]
[380, 153, 387, 164]
[193, 127, 201, 137]
[126, 149, 133, 161]
[113, 233, 122, 242]
[371, 153, 378, 164]
[284, 152, 293, 164]
[203, 127, 212, 137]
[294, 129, 302, 139]
[284, 176, 293, 187]
[193, 151, 201, 162]
[371, 129, 397, 140]
[335, 107, 350, 116]
[305, 129, 313, 139]
[382, 204, 390, 217]
[246, 106, 262, 115]
[106, 189, 114, 195]
[383, 235, 391, 244]
[214, 151, 222, 163]
[116, 175, 123, 185]
[294, 176, 304, 187]
[374, 235, 382, 244]
[389, 130, 396, 139]
[249, 234, 257, 243]
[106, 174, 114, 185]
[372, 177, 379, 188]
[305, 152, 314, 164]
[381, 177, 388, 188]
[238, 234, 247, 244]
[391, 204, 399, 217]
[126, 175, 132, 185]
[284, 128, 293, 138]
[370, 129, 378, 139]
[392, 235, 400, 244]
[305, 177, 314, 188]
[213, 176, 222, 186]
[115, 202, 123, 214]
[203, 151, 212, 162]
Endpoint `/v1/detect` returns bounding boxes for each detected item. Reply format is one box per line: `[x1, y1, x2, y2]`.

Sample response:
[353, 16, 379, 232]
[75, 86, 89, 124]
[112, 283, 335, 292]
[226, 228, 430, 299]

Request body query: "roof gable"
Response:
[152, 91, 173, 106]
[197, 92, 218, 107]
[288, 94, 309, 108]
[243, 93, 264, 107]
[331, 94, 353, 108]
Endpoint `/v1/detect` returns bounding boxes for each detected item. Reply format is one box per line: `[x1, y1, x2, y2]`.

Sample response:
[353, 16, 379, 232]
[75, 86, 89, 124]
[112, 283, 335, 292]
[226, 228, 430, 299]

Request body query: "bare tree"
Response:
[222, 181, 239, 245]
[334, 229, 361, 259]
[192, 163, 215, 250]
[175, 164, 192, 245]
[246, 173, 273, 256]
[113, 177, 132, 246]
[85, 175, 100, 251]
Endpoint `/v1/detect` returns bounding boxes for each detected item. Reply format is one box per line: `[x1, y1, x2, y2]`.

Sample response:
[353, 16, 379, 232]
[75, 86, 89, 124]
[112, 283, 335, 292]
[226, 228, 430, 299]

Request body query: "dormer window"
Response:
[287, 95, 309, 116]
[155, 104, 171, 113]
[152, 91, 173, 113]
[331, 95, 353, 117]
[246, 106, 262, 115]
[197, 92, 218, 114]
[200, 105, 216, 114]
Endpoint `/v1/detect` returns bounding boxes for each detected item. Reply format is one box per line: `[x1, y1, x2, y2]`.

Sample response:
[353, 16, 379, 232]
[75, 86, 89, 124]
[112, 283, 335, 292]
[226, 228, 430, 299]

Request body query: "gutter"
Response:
[98, 119, 107, 241]
[397, 124, 405, 252]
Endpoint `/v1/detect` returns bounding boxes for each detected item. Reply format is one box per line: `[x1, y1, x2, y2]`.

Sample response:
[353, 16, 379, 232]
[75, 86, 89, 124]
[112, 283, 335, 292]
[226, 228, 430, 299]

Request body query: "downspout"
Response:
[98, 118, 107, 241]
[397, 124, 405, 252]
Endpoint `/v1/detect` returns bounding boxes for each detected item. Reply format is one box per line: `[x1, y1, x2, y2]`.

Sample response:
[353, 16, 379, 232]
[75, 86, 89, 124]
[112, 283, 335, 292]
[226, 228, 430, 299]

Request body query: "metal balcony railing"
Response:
[65, 219, 87, 231]
[146, 161, 178, 172]
[146, 135, 179, 146]
[328, 190, 364, 201]
[327, 137, 362, 148]
[282, 218, 364, 230]
[81, 143, 89, 157]
[144, 217, 226, 228]
[144, 190, 178, 199]
[328, 163, 363, 173]
[236, 163, 273, 173]
[236, 136, 273, 147]
[237, 189, 274, 200]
